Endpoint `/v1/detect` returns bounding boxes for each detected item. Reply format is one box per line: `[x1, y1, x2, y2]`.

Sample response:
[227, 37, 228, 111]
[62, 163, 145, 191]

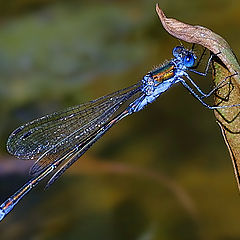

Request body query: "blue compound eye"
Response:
[183, 54, 195, 67]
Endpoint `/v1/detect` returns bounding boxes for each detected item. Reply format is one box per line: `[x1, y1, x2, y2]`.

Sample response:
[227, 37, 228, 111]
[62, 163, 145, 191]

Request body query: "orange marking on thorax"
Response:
[152, 64, 175, 83]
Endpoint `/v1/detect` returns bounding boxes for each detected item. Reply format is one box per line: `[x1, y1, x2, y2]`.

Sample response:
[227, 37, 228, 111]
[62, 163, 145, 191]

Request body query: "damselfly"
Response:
[0, 46, 238, 221]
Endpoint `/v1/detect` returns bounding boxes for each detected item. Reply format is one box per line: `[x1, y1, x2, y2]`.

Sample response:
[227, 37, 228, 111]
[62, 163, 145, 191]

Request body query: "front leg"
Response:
[178, 78, 240, 109]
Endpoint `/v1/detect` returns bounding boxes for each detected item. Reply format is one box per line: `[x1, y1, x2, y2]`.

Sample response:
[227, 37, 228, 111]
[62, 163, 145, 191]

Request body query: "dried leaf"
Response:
[156, 4, 240, 190]
[213, 60, 240, 190]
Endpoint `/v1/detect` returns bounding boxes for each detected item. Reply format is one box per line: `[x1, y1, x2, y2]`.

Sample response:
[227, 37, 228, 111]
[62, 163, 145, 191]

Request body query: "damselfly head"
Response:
[172, 46, 196, 68]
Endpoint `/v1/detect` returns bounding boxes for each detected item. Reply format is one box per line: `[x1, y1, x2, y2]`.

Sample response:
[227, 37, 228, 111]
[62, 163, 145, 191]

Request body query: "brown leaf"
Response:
[156, 4, 240, 191]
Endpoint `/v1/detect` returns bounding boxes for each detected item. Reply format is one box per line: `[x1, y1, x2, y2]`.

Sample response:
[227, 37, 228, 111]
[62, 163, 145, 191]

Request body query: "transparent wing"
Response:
[7, 82, 142, 175]
[45, 108, 130, 188]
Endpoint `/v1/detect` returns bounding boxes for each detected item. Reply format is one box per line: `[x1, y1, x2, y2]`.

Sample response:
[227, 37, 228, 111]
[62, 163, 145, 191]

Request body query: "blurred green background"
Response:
[0, 0, 240, 239]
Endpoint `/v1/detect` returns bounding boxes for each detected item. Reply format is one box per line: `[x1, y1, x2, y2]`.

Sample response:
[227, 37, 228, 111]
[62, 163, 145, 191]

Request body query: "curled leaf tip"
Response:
[155, 3, 165, 19]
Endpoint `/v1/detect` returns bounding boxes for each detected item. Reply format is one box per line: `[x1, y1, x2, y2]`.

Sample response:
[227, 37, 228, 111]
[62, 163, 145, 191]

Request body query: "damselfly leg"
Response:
[179, 72, 240, 109]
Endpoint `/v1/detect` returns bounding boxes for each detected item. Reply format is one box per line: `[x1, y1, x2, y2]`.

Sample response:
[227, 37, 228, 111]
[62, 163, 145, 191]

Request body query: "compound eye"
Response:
[184, 54, 195, 67]
[172, 46, 184, 58]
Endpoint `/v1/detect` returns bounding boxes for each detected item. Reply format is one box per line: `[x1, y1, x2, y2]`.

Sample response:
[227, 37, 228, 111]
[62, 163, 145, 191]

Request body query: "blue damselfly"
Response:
[0, 45, 238, 221]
